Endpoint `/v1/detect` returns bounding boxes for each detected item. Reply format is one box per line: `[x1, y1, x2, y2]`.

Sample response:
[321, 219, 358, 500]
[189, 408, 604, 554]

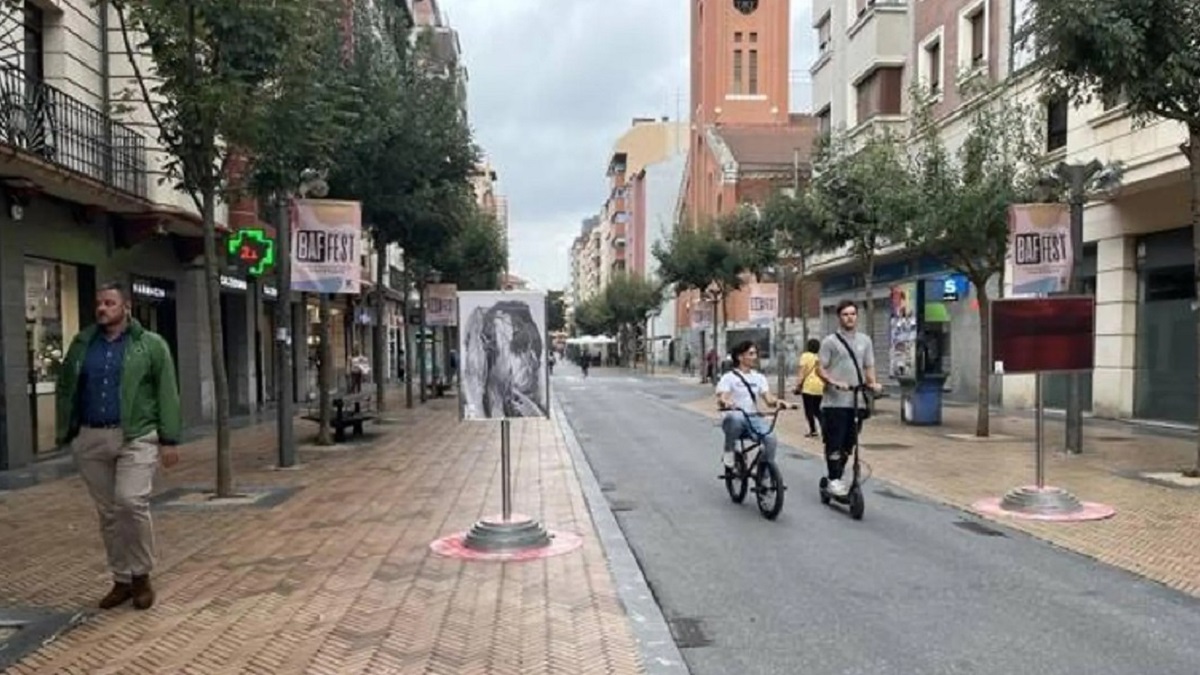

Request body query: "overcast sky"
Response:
[442, 0, 816, 289]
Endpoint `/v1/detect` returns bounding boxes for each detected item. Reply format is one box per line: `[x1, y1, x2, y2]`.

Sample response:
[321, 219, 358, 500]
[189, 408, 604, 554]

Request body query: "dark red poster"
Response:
[990, 297, 1095, 374]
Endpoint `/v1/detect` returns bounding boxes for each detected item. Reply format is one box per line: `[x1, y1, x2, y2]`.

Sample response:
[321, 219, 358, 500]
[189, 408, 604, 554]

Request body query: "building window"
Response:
[1046, 96, 1068, 151]
[924, 37, 942, 95]
[23, 3, 45, 84]
[968, 9, 985, 66]
[855, 67, 903, 124]
[733, 49, 743, 94]
[748, 49, 758, 94]
[817, 108, 831, 136]
[749, 32, 758, 43]
[734, 31, 743, 43]
[817, 15, 831, 54]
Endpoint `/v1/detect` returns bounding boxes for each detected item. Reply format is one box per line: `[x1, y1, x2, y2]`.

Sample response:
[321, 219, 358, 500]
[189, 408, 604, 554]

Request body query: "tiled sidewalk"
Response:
[681, 380, 1200, 598]
[0, 398, 645, 674]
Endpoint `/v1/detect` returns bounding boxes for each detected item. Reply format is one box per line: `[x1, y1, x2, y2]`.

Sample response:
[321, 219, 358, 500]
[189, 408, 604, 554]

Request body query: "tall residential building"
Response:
[809, 0, 911, 138]
[410, 0, 468, 113]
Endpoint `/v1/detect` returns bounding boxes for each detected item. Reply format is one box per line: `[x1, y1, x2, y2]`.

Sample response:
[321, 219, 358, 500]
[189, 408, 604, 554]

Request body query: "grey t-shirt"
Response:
[819, 329, 875, 409]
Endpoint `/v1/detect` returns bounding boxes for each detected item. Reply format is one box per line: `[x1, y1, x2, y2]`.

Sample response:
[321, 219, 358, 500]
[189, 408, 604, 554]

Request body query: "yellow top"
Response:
[798, 352, 824, 396]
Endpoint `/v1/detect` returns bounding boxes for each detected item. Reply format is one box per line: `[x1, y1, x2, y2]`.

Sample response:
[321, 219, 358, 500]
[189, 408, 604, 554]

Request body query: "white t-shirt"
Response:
[716, 369, 769, 414]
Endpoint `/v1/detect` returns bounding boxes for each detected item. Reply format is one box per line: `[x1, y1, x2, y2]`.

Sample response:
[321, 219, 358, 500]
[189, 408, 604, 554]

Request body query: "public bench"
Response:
[302, 392, 377, 442]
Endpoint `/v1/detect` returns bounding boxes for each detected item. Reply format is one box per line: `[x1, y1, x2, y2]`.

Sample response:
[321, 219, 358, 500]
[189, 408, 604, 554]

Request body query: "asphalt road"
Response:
[554, 366, 1200, 675]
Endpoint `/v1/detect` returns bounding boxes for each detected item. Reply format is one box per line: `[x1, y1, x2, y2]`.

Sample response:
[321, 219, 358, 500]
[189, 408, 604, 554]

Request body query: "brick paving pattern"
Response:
[0, 395, 644, 674]
[677, 373, 1200, 598]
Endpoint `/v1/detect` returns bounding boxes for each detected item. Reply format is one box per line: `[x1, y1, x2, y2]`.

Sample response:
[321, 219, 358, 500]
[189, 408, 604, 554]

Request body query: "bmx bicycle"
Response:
[718, 406, 789, 520]
[818, 384, 875, 520]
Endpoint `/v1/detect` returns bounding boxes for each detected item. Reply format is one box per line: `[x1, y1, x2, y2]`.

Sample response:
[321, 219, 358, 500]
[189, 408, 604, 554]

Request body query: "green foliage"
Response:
[112, 0, 332, 202]
[908, 86, 1044, 285]
[570, 275, 662, 337]
[810, 130, 915, 264]
[547, 291, 567, 332]
[1021, 0, 1200, 127]
[759, 189, 829, 262]
[718, 205, 775, 280]
[326, 30, 479, 264]
[652, 223, 746, 295]
[434, 205, 508, 291]
[572, 295, 613, 336]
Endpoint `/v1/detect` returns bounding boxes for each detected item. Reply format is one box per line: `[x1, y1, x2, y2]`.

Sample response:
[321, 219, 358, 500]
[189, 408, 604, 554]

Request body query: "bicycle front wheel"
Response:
[756, 460, 784, 520]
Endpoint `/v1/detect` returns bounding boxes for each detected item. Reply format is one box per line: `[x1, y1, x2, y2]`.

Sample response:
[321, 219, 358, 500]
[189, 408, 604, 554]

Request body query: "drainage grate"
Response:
[599, 482, 617, 492]
[875, 487, 914, 501]
[607, 499, 636, 512]
[953, 520, 1006, 537]
[861, 443, 910, 451]
[668, 617, 712, 649]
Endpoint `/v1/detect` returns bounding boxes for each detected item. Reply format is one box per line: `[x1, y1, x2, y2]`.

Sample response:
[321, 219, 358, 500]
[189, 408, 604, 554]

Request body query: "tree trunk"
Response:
[374, 245, 387, 412]
[863, 253, 875, 338]
[418, 283, 427, 403]
[1187, 127, 1200, 476]
[202, 188, 234, 497]
[316, 293, 333, 445]
[798, 254, 809, 345]
[403, 263, 414, 409]
[974, 278, 992, 438]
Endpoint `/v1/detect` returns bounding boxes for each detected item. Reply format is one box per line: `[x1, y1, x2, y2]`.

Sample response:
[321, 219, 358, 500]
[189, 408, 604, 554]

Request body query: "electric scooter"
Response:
[818, 384, 872, 520]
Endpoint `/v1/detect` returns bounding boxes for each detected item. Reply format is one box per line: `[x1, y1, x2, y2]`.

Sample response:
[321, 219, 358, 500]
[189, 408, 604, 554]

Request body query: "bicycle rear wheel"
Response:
[725, 453, 748, 504]
[756, 460, 784, 520]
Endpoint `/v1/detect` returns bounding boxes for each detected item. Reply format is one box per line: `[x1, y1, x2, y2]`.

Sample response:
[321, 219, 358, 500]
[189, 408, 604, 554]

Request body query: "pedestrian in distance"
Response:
[794, 338, 825, 438]
[55, 281, 182, 611]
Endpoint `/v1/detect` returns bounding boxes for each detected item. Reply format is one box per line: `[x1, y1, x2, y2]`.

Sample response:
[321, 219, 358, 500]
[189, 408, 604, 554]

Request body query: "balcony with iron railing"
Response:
[0, 67, 148, 198]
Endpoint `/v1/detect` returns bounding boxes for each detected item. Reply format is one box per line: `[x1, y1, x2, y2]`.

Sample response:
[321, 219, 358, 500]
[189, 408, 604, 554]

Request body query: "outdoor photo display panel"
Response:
[990, 296, 1095, 374]
[458, 290, 549, 420]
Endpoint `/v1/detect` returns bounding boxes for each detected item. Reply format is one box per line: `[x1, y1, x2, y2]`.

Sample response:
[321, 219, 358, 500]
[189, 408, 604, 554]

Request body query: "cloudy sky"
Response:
[441, 0, 816, 289]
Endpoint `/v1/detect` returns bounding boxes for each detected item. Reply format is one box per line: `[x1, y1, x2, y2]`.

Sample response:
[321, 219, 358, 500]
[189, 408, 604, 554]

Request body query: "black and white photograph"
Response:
[457, 291, 549, 421]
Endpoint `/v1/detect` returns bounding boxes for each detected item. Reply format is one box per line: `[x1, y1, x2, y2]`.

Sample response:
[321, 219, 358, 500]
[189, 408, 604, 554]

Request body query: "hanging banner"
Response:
[1009, 203, 1072, 297]
[690, 303, 713, 329]
[424, 283, 458, 326]
[747, 282, 779, 325]
[889, 282, 917, 380]
[291, 199, 363, 295]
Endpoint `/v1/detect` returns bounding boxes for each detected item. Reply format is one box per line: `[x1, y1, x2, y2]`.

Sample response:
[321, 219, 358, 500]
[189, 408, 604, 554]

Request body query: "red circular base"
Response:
[972, 495, 1116, 522]
[430, 526, 584, 562]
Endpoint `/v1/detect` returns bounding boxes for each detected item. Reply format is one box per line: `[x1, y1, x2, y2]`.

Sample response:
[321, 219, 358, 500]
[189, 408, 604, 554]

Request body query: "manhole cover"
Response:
[607, 499, 635, 512]
[953, 520, 1006, 537]
[668, 617, 712, 649]
[875, 487, 914, 501]
[861, 443, 910, 451]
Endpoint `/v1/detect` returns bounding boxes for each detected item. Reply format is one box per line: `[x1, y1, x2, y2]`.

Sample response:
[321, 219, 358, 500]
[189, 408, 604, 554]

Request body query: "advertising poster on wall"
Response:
[690, 303, 713, 329]
[747, 282, 779, 325]
[458, 291, 549, 421]
[291, 199, 363, 295]
[424, 283, 458, 326]
[889, 282, 918, 380]
[1009, 203, 1072, 296]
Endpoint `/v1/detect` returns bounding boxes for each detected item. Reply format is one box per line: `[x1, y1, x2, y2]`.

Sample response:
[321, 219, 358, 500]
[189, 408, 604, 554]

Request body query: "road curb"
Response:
[551, 392, 691, 675]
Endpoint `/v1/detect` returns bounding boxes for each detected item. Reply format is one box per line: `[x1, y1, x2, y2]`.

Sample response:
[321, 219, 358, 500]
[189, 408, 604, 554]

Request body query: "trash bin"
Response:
[901, 376, 945, 426]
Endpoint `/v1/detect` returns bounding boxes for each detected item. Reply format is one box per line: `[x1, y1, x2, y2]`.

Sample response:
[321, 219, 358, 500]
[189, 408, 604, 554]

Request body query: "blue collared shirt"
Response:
[79, 331, 128, 426]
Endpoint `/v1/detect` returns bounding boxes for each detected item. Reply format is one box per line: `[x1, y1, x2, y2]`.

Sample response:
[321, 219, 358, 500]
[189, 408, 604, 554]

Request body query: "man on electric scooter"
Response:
[817, 300, 883, 498]
[716, 341, 795, 469]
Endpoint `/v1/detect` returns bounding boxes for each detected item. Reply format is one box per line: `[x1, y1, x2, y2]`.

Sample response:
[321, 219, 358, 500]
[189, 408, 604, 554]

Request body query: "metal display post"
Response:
[274, 195, 295, 468]
[500, 419, 512, 521]
[1035, 372, 1045, 489]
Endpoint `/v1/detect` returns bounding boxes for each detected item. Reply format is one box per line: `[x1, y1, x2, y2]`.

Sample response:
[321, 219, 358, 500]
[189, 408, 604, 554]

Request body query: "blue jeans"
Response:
[722, 412, 777, 464]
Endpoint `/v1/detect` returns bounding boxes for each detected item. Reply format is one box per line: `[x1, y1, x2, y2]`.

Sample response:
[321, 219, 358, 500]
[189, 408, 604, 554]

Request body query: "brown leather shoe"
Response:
[131, 575, 155, 610]
[99, 582, 133, 610]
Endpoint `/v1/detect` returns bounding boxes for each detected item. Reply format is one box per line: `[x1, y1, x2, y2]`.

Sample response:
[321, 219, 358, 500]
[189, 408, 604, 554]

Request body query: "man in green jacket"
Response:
[56, 281, 182, 611]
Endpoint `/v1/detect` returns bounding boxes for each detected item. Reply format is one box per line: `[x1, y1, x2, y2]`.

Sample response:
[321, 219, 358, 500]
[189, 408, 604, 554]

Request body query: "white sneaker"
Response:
[722, 451, 735, 468]
[827, 479, 850, 497]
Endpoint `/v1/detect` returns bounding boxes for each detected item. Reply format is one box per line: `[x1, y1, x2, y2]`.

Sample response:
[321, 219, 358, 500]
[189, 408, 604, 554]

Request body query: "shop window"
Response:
[25, 259, 81, 453]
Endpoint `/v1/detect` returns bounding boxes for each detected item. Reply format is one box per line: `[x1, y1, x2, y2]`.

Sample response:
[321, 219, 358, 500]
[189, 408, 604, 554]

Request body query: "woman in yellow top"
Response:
[795, 338, 825, 438]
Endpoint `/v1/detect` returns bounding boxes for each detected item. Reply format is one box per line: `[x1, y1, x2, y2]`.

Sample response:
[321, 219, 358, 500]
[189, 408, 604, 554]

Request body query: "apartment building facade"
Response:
[807, 0, 1197, 424]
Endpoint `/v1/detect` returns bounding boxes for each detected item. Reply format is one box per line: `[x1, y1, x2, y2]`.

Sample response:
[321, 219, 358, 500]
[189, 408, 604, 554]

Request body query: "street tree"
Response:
[760, 190, 830, 345]
[601, 274, 664, 365]
[573, 295, 613, 337]
[1021, 0, 1200, 472]
[908, 86, 1043, 437]
[810, 130, 915, 338]
[652, 222, 746, 355]
[547, 291, 567, 333]
[112, 0, 339, 496]
[718, 205, 775, 280]
[435, 205, 508, 291]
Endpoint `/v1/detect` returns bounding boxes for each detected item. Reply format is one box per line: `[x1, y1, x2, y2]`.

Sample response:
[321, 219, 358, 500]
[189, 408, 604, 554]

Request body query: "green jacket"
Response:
[55, 319, 182, 446]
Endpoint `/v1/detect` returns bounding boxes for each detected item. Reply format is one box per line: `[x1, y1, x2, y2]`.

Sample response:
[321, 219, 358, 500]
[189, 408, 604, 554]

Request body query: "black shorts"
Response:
[822, 407, 859, 453]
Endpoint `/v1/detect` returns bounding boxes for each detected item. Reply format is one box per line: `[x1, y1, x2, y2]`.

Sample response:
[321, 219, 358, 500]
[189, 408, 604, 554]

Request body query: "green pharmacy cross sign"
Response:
[227, 228, 276, 276]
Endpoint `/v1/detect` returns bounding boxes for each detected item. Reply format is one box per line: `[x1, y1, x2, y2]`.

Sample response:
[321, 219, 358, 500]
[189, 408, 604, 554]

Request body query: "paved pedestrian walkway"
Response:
[677, 373, 1200, 598]
[0, 396, 646, 674]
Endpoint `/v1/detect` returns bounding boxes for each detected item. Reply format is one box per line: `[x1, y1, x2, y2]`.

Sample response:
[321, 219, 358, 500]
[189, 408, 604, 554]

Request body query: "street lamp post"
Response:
[1052, 160, 1123, 455]
[405, 281, 419, 409]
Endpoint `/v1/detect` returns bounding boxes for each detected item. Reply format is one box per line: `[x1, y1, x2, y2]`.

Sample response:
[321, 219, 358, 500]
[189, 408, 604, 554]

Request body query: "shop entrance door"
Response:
[24, 259, 86, 455]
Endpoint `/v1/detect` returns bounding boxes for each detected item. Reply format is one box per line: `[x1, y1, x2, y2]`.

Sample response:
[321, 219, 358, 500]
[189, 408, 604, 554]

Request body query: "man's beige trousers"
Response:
[72, 428, 159, 583]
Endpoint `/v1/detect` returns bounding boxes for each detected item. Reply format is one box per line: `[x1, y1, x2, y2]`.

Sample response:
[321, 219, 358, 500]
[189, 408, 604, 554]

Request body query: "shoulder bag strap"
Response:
[730, 369, 757, 404]
[834, 333, 865, 387]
